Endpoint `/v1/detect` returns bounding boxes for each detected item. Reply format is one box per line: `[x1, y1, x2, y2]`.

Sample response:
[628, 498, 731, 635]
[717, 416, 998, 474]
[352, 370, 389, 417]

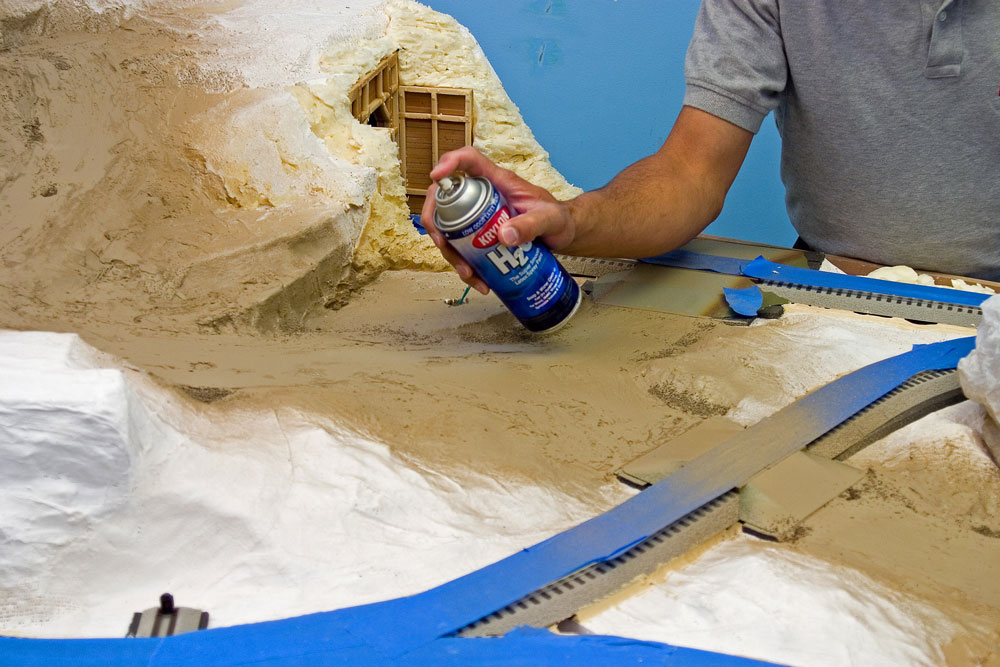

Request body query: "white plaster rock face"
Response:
[0, 333, 145, 587]
[190, 91, 375, 210]
[959, 295, 1000, 460]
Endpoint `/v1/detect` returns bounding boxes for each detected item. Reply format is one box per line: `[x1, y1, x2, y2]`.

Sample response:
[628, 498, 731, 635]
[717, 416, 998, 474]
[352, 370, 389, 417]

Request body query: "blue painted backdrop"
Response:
[424, 0, 796, 247]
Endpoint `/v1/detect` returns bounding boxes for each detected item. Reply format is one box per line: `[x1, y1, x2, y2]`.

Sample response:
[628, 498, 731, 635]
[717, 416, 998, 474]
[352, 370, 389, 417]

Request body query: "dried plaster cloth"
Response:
[959, 294, 1000, 460]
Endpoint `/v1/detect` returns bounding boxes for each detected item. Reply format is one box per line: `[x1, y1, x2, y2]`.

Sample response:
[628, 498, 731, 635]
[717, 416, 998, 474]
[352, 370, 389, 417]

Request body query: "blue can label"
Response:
[443, 186, 580, 332]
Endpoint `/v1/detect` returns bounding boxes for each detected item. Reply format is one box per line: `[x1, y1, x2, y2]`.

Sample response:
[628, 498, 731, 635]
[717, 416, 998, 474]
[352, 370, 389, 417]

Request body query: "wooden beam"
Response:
[399, 84, 407, 177]
[397, 112, 470, 123]
[466, 91, 474, 144]
[397, 84, 471, 96]
[430, 91, 439, 163]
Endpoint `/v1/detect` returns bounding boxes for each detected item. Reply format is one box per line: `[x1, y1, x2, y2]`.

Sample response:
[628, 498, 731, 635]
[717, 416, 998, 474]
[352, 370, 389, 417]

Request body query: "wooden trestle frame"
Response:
[348, 52, 475, 214]
[399, 86, 474, 214]
[348, 52, 400, 141]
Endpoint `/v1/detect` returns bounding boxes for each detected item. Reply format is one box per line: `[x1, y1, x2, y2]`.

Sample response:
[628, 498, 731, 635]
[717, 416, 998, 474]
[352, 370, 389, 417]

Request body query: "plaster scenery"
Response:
[0, 0, 577, 334]
[960, 297, 1000, 462]
[1, 2, 999, 666]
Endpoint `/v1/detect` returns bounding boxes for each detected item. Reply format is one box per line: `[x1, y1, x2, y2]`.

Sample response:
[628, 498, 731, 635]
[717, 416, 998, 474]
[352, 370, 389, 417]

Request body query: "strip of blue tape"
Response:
[642, 249, 751, 275]
[742, 257, 990, 307]
[4, 336, 975, 665]
[1, 625, 773, 666]
[723, 286, 764, 316]
[409, 214, 428, 235]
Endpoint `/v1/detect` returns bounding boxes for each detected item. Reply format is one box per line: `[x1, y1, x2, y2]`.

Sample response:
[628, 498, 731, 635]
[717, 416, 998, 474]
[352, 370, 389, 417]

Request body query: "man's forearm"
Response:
[562, 152, 724, 257]
[560, 106, 753, 258]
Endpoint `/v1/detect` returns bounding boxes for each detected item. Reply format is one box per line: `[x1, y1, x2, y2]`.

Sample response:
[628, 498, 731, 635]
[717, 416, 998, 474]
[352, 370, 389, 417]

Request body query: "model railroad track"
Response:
[558, 255, 636, 279]
[558, 254, 984, 327]
[457, 368, 963, 638]
[754, 279, 983, 327]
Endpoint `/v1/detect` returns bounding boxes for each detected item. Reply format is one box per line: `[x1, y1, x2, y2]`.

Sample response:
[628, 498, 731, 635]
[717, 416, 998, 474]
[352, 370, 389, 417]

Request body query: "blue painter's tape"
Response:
[410, 214, 428, 235]
[0, 624, 777, 666]
[723, 286, 764, 316]
[642, 249, 750, 275]
[742, 257, 989, 307]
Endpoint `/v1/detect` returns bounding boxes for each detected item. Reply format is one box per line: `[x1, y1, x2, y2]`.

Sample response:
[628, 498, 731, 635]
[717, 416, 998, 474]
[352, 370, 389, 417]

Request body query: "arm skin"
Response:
[420, 106, 753, 294]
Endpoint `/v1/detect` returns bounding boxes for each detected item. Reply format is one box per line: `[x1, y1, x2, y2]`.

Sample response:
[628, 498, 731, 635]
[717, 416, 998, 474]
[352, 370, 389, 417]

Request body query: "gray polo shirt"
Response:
[684, 0, 1000, 280]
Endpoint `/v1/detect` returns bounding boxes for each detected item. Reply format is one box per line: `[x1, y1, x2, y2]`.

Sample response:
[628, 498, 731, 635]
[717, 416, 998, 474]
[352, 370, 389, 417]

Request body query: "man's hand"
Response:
[420, 107, 754, 291]
[420, 146, 573, 295]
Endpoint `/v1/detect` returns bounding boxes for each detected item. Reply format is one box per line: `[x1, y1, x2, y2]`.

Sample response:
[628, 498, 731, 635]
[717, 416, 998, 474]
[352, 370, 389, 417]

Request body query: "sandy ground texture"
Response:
[1, 269, 997, 665]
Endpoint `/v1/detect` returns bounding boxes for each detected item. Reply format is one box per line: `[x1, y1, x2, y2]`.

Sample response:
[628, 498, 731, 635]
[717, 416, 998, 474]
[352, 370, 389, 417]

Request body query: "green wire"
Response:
[457, 285, 472, 305]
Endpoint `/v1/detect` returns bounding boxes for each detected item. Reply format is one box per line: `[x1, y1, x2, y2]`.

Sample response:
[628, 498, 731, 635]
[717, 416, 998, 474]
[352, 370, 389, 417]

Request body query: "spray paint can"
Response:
[434, 174, 581, 333]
